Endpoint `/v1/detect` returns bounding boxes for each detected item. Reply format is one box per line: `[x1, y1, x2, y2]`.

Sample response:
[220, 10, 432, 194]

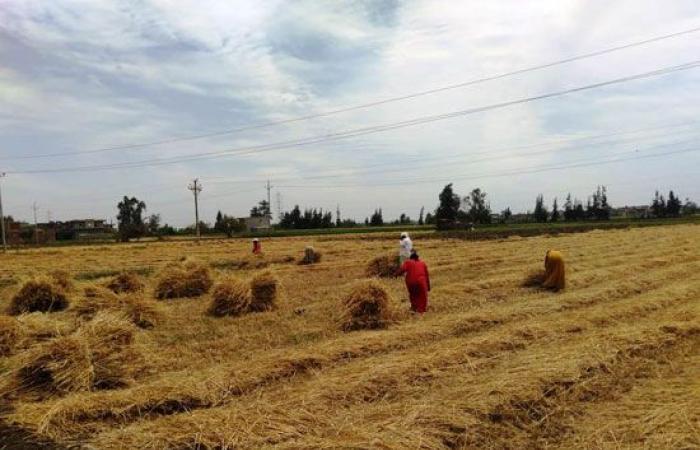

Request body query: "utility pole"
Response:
[32, 201, 39, 246]
[276, 191, 283, 222]
[188, 178, 203, 240]
[0, 172, 6, 252]
[265, 180, 273, 220]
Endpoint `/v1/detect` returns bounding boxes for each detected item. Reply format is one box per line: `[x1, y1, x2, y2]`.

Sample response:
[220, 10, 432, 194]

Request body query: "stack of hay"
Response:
[74, 286, 160, 329]
[6, 311, 140, 398]
[299, 246, 322, 265]
[207, 270, 279, 317]
[105, 272, 145, 294]
[207, 277, 250, 317]
[366, 254, 401, 278]
[7, 277, 70, 315]
[340, 279, 391, 331]
[249, 270, 278, 312]
[154, 261, 213, 300]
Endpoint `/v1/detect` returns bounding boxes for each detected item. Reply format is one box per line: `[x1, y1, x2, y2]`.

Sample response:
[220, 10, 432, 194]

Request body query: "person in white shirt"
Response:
[399, 232, 413, 264]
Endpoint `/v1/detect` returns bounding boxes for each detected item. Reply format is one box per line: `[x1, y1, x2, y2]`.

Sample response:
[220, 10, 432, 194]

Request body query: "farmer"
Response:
[399, 232, 413, 264]
[398, 249, 431, 314]
[543, 249, 565, 290]
[252, 238, 262, 254]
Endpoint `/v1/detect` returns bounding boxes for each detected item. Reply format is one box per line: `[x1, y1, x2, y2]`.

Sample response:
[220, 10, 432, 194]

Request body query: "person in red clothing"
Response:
[398, 249, 431, 314]
[252, 238, 261, 254]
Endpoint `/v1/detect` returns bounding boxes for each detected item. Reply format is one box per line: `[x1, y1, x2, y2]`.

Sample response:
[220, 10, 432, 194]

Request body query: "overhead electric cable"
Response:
[3, 26, 699, 161]
[7, 60, 700, 175]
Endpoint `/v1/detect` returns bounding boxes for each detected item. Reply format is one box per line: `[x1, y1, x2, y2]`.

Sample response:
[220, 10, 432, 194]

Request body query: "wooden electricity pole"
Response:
[188, 178, 203, 240]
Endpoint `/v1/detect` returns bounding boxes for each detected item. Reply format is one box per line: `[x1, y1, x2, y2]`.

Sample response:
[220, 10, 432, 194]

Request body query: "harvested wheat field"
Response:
[0, 224, 698, 449]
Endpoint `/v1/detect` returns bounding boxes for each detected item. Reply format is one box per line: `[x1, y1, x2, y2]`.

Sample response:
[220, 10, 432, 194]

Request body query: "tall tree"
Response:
[418, 207, 425, 225]
[370, 208, 384, 226]
[250, 200, 271, 218]
[666, 190, 682, 217]
[651, 191, 666, 218]
[463, 188, 491, 224]
[501, 207, 512, 223]
[146, 214, 161, 236]
[563, 193, 574, 221]
[551, 198, 560, 222]
[435, 183, 461, 230]
[117, 196, 146, 242]
[533, 194, 548, 223]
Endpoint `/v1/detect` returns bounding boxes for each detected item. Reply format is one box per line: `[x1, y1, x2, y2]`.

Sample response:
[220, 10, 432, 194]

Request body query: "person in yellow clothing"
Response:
[542, 250, 565, 290]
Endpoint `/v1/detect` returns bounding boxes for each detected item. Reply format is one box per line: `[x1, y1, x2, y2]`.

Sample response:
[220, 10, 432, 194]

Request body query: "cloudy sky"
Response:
[1, 0, 699, 226]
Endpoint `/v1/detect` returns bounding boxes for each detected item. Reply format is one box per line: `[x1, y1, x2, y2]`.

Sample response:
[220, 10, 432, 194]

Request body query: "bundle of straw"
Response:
[207, 277, 250, 317]
[105, 272, 145, 294]
[365, 254, 401, 278]
[154, 261, 213, 299]
[7, 278, 70, 315]
[340, 279, 391, 331]
[249, 270, 278, 312]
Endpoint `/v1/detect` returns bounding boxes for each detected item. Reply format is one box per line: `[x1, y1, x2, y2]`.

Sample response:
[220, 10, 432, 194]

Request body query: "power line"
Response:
[8, 60, 700, 175]
[276, 145, 700, 189]
[3, 26, 699, 162]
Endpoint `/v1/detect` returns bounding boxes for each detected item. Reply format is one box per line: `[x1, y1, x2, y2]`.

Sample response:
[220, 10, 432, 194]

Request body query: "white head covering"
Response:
[400, 232, 408, 239]
[252, 238, 259, 242]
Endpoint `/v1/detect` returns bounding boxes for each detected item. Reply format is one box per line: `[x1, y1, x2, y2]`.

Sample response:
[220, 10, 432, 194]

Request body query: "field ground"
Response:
[0, 224, 698, 449]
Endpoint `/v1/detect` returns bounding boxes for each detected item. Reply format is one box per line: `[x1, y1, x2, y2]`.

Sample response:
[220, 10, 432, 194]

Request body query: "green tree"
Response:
[462, 188, 491, 224]
[651, 191, 666, 218]
[425, 212, 435, 225]
[501, 207, 512, 223]
[418, 207, 425, 225]
[682, 198, 698, 216]
[551, 198, 559, 222]
[435, 183, 461, 229]
[146, 214, 161, 236]
[250, 200, 271, 217]
[563, 194, 574, 221]
[370, 209, 384, 226]
[533, 194, 548, 223]
[117, 196, 146, 242]
[666, 190, 682, 217]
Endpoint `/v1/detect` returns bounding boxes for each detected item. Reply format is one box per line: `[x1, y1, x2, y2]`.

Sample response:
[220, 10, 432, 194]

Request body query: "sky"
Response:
[0, 0, 699, 227]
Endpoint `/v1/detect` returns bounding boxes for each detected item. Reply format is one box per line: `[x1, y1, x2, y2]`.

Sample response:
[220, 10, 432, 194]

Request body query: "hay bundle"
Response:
[0, 315, 20, 356]
[154, 261, 213, 299]
[207, 277, 250, 317]
[15, 313, 74, 342]
[366, 254, 401, 278]
[340, 280, 391, 331]
[249, 270, 278, 312]
[10, 311, 139, 397]
[7, 278, 70, 315]
[105, 272, 145, 294]
[73, 287, 160, 329]
[49, 270, 74, 292]
[299, 246, 322, 265]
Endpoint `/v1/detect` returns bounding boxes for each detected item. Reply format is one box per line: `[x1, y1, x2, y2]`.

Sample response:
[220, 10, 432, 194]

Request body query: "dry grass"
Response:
[105, 271, 145, 294]
[7, 278, 70, 315]
[154, 261, 213, 299]
[49, 270, 74, 292]
[0, 315, 20, 356]
[207, 277, 250, 317]
[73, 286, 161, 329]
[249, 270, 278, 312]
[340, 279, 392, 331]
[366, 253, 401, 277]
[0, 224, 698, 448]
[298, 246, 322, 265]
[3, 311, 140, 399]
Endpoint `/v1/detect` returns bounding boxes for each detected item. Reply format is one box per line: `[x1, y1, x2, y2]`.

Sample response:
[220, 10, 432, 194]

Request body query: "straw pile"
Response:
[0, 315, 20, 356]
[7, 277, 70, 315]
[366, 254, 401, 278]
[8, 311, 140, 398]
[340, 279, 391, 331]
[154, 261, 213, 299]
[74, 286, 161, 329]
[207, 277, 250, 317]
[49, 270, 74, 292]
[105, 272, 145, 294]
[249, 270, 278, 312]
[299, 246, 322, 265]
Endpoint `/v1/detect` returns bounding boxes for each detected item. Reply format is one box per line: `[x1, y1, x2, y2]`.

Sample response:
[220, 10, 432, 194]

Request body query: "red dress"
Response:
[252, 241, 261, 254]
[400, 259, 431, 313]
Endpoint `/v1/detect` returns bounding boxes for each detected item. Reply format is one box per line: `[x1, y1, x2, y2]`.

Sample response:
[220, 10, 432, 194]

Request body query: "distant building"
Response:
[56, 219, 114, 241]
[6, 219, 56, 245]
[242, 216, 271, 232]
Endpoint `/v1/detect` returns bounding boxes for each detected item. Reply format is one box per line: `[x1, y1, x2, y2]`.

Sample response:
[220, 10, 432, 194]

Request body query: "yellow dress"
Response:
[543, 250, 565, 291]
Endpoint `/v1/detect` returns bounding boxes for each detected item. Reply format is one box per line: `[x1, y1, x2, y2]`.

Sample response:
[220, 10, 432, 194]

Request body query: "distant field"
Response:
[0, 224, 698, 448]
